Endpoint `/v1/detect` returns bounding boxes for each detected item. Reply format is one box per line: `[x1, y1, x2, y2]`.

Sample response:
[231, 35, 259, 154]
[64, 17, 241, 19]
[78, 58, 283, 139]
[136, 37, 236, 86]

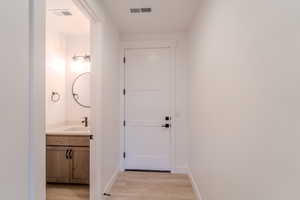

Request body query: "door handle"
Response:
[66, 149, 69, 159]
[69, 149, 73, 159]
[161, 123, 171, 128]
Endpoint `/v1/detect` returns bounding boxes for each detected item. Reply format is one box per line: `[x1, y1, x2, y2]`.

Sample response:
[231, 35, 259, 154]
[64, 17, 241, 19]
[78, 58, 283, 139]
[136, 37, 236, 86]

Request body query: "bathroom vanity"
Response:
[46, 126, 91, 184]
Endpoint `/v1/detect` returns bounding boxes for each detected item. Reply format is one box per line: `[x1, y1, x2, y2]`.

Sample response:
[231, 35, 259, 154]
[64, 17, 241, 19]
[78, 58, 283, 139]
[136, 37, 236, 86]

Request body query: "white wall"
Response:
[88, 3, 121, 196]
[98, 18, 121, 193]
[46, 32, 91, 127]
[0, 0, 30, 199]
[120, 33, 189, 172]
[65, 34, 90, 123]
[45, 31, 66, 126]
[188, 1, 300, 200]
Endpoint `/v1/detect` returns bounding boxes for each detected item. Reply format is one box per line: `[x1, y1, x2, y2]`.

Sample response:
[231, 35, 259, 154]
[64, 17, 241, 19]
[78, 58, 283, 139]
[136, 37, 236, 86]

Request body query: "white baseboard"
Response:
[173, 166, 189, 174]
[96, 169, 120, 200]
[188, 169, 203, 200]
[103, 169, 120, 194]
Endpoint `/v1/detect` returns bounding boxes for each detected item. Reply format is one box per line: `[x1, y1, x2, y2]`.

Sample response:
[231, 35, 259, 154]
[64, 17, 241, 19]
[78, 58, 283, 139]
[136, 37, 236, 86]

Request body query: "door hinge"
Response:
[123, 89, 126, 95]
[123, 152, 126, 159]
[123, 57, 126, 63]
[123, 120, 126, 126]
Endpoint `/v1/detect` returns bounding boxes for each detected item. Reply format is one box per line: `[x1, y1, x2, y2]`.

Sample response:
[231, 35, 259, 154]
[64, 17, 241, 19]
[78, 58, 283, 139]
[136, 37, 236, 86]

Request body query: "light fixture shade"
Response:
[71, 54, 91, 73]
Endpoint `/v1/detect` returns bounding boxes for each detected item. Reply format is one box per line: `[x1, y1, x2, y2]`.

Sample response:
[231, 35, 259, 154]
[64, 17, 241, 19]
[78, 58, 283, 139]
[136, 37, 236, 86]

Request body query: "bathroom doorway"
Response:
[45, 0, 91, 199]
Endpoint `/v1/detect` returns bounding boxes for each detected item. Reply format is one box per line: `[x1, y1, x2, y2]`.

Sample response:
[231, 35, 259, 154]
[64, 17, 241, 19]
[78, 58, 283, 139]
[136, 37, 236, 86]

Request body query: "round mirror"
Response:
[72, 72, 90, 108]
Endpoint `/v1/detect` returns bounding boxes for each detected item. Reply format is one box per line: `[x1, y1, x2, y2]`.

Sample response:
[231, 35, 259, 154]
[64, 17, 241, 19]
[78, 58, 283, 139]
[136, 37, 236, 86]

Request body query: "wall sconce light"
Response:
[72, 54, 91, 63]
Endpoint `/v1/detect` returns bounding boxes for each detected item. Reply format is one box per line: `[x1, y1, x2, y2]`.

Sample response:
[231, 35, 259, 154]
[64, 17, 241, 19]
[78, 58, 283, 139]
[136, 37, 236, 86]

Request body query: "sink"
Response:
[47, 125, 90, 136]
[64, 127, 89, 132]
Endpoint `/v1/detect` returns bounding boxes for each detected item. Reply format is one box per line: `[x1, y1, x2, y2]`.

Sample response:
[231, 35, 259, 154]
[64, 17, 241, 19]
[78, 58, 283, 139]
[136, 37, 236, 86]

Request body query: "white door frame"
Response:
[29, 0, 104, 200]
[120, 40, 177, 173]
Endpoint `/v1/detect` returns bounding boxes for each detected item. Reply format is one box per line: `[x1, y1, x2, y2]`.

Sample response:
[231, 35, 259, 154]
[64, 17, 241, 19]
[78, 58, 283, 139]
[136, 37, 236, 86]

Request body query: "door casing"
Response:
[120, 41, 177, 173]
[29, 0, 103, 200]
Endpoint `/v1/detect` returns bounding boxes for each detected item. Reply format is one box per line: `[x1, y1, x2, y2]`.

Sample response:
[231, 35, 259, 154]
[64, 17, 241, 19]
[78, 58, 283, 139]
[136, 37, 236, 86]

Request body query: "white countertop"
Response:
[46, 125, 91, 136]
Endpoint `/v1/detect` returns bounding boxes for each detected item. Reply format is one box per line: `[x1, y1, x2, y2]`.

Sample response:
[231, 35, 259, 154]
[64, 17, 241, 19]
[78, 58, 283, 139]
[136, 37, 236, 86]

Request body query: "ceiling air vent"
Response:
[141, 8, 152, 13]
[48, 9, 73, 16]
[130, 8, 141, 13]
[130, 8, 152, 14]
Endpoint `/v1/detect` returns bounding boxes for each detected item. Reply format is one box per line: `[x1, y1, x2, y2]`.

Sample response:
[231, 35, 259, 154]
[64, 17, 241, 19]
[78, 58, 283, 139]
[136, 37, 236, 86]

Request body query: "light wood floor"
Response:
[107, 172, 197, 200]
[46, 172, 197, 200]
[47, 184, 89, 200]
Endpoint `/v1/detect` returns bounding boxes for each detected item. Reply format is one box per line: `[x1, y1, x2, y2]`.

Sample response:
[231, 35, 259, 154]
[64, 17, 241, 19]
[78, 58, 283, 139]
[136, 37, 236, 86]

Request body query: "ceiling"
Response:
[47, 0, 89, 35]
[102, 0, 201, 34]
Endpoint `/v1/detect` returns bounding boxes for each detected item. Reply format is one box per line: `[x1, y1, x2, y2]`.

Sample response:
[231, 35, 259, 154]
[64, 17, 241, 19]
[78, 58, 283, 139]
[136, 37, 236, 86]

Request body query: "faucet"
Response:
[81, 117, 88, 127]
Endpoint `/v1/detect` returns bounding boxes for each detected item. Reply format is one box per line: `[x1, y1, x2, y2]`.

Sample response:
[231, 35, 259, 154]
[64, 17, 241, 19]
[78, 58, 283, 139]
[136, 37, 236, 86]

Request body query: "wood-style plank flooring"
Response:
[106, 172, 197, 200]
[47, 184, 89, 200]
[46, 172, 197, 200]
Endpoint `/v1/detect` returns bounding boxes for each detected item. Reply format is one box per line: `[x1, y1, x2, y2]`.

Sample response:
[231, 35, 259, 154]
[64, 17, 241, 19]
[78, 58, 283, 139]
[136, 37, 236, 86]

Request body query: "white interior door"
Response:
[124, 47, 172, 171]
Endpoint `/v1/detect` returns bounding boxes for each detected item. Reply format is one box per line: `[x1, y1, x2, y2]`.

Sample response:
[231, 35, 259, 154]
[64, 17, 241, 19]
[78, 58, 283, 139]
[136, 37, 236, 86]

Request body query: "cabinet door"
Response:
[70, 147, 90, 184]
[46, 146, 71, 183]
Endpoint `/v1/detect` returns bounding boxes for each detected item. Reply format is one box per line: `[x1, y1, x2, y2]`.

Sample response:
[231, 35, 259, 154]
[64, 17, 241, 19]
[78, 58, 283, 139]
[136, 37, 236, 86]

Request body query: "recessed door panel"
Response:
[46, 146, 71, 183]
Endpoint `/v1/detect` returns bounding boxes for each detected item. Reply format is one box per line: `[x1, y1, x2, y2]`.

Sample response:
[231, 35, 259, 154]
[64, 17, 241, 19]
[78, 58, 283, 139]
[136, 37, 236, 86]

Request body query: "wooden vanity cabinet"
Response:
[46, 135, 90, 184]
[70, 147, 90, 184]
[46, 146, 71, 183]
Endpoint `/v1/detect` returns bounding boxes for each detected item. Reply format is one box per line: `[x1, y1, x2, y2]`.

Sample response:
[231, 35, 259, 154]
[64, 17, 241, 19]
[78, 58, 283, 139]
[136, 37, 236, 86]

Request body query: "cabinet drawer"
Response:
[47, 136, 90, 147]
[68, 136, 90, 147]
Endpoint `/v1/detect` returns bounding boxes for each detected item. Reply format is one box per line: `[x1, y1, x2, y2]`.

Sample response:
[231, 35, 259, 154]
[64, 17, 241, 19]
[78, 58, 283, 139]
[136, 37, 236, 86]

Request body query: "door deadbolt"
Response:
[165, 116, 171, 121]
